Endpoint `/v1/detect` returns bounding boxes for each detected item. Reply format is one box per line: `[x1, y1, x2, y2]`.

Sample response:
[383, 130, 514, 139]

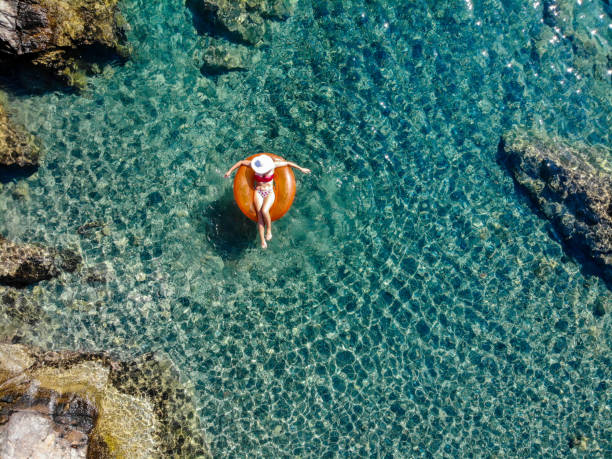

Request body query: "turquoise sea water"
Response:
[1, 0, 612, 456]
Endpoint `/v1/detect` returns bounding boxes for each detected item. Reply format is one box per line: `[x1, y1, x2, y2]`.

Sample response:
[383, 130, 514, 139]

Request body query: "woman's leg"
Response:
[254, 190, 267, 248]
[261, 192, 275, 241]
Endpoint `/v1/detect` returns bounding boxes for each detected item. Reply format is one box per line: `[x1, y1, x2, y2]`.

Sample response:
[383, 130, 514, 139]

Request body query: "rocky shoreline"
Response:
[0, 1, 215, 456]
[499, 128, 612, 283]
[0, 342, 211, 458]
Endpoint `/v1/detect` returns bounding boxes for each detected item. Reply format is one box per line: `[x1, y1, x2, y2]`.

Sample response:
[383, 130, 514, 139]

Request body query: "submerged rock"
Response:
[0, 236, 81, 287]
[0, 235, 60, 286]
[108, 352, 212, 457]
[535, 0, 609, 82]
[189, 0, 295, 72]
[569, 434, 589, 451]
[202, 41, 254, 74]
[0, 286, 47, 325]
[0, 102, 39, 167]
[11, 181, 30, 200]
[77, 220, 106, 236]
[56, 248, 82, 273]
[84, 262, 113, 286]
[0, 0, 128, 86]
[499, 129, 612, 282]
[190, 0, 296, 45]
[0, 343, 212, 458]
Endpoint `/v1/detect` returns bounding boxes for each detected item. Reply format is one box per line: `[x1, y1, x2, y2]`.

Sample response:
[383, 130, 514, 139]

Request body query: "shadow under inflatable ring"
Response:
[233, 153, 296, 222]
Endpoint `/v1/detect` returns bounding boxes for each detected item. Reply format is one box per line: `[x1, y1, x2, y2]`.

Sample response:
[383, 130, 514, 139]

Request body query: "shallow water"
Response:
[1, 0, 612, 456]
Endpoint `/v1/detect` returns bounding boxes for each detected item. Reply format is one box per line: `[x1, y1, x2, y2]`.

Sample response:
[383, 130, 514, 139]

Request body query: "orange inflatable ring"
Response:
[233, 153, 296, 222]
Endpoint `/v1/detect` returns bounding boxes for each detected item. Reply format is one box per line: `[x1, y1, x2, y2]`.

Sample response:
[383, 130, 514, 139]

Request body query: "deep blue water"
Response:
[1, 0, 611, 456]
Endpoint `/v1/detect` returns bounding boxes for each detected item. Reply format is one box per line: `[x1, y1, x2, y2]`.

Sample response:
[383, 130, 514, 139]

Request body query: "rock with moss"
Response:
[0, 102, 40, 167]
[0, 343, 212, 458]
[499, 128, 612, 281]
[0, 235, 81, 287]
[0, 0, 128, 86]
[190, 0, 296, 44]
[189, 0, 295, 72]
[108, 352, 212, 457]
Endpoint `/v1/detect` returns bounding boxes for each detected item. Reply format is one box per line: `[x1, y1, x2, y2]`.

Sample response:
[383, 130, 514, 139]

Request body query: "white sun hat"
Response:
[251, 154, 274, 175]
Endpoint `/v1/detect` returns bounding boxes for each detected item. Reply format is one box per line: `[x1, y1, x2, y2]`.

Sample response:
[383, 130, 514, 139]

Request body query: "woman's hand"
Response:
[301, 168, 311, 174]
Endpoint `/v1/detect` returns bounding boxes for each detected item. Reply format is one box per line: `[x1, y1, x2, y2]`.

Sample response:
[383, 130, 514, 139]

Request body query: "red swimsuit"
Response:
[254, 174, 274, 183]
[255, 174, 274, 198]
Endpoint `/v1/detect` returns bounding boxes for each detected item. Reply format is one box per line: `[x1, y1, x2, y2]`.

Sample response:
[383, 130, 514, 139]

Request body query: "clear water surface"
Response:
[1, 0, 611, 456]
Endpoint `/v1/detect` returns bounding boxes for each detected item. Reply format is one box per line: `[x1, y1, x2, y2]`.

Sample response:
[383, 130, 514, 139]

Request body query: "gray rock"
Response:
[0, 0, 20, 55]
[499, 128, 612, 282]
[0, 386, 97, 433]
[0, 0, 124, 54]
[0, 383, 96, 458]
[0, 369, 100, 457]
[0, 411, 87, 459]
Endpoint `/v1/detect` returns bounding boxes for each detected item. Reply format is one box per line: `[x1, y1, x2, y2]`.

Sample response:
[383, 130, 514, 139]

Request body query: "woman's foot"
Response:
[265, 230, 272, 241]
[261, 239, 267, 249]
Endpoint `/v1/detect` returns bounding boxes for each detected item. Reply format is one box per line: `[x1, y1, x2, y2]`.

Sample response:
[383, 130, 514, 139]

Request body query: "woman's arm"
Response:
[274, 161, 311, 174]
[224, 160, 251, 178]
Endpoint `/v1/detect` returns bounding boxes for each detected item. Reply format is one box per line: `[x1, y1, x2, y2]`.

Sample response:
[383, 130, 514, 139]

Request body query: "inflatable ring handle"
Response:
[233, 153, 296, 222]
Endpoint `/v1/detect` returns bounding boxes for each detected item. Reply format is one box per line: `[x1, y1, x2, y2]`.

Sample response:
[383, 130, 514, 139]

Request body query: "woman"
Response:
[224, 154, 311, 248]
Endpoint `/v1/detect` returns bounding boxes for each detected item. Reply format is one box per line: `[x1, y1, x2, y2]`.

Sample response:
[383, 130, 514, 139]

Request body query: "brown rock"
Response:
[0, 0, 128, 86]
[0, 235, 60, 286]
[0, 235, 81, 287]
[189, 0, 296, 45]
[0, 102, 39, 167]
